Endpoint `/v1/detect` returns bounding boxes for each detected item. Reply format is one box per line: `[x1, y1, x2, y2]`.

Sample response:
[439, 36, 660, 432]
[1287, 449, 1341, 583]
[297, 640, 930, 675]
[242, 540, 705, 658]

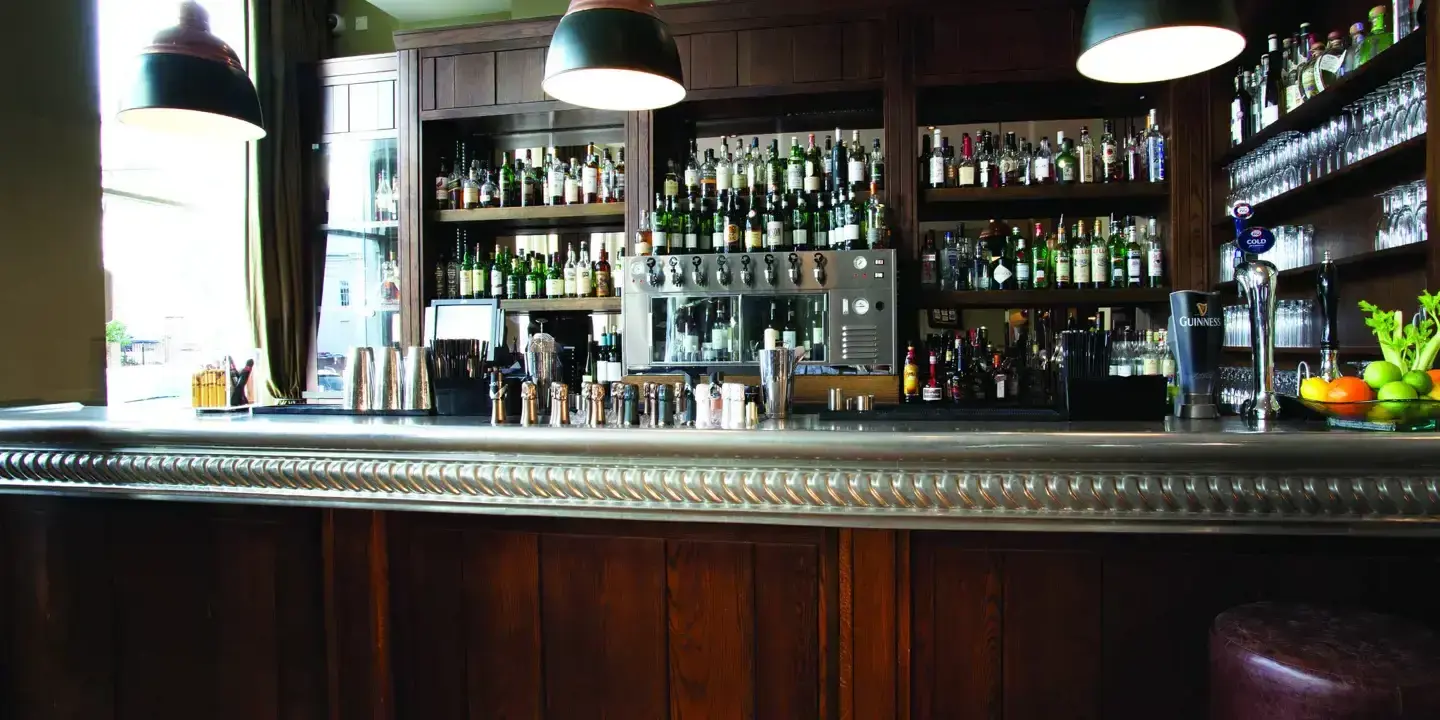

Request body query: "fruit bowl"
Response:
[1297, 397, 1440, 431]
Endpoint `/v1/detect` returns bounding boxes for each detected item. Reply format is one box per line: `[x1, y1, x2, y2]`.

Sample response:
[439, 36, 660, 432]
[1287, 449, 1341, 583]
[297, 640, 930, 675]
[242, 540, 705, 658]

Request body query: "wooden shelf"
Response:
[1223, 345, 1381, 356]
[1217, 29, 1427, 167]
[921, 182, 1168, 221]
[1214, 135, 1426, 230]
[435, 203, 625, 229]
[1214, 243, 1428, 292]
[500, 297, 622, 313]
[923, 286, 1171, 308]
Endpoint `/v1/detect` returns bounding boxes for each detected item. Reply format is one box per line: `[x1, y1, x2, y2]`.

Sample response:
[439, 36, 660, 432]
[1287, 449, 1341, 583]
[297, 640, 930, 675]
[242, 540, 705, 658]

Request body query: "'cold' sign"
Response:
[1240, 226, 1275, 254]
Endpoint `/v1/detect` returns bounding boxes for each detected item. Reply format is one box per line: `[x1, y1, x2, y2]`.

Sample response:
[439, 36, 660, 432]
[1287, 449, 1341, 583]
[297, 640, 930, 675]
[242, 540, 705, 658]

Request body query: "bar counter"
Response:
[1, 404, 1436, 533]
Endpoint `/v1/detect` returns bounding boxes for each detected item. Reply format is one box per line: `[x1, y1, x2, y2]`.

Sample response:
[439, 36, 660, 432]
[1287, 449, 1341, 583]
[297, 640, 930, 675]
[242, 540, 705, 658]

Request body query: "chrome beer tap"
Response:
[740, 255, 754, 287]
[716, 255, 733, 286]
[644, 257, 663, 288]
[668, 256, 684, 287]
[691, 256, 707, 287]
[787, 253, 802, 285]
[812, 253, 827, 286]
[763, 254, 777, 286]
[1235, 252, 1281, 426]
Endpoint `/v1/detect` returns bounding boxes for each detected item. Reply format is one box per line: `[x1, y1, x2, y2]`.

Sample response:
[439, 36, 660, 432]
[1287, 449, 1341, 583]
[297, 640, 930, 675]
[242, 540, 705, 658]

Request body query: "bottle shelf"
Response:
[923, 286, 1171, 308]
[1222, 345, 1380, 356]
[435, 202, 626, 229]
[1213, 134, 1426, 230]
[1217, 28, 1427, 168]
[920, 182, 1168, 221]
[499, 297, 622, 313]
[1213, 242, 1428, 292]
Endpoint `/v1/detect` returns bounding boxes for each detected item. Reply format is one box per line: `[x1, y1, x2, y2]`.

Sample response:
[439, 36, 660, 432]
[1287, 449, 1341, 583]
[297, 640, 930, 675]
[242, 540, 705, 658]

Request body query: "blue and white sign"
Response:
[1239, 226, 1276, 254]
[1232, 202, 1254, 220]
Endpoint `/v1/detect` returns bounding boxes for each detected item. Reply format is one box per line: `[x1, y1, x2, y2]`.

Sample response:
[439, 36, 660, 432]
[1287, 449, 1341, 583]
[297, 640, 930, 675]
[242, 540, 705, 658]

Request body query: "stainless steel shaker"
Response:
[401, 346, 434, 411]
[757, 347, 807, 418]
[373, 346, 402, 411]
[342, 346, 374, 411]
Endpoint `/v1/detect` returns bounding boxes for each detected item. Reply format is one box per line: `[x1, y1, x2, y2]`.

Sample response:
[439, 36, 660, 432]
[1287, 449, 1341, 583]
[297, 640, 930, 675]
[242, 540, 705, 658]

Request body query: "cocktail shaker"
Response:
[342, 347, 374, 411]
[757, 347, 807, 418]
[402, 346, 434, 411]
[373, 346, 402, 411]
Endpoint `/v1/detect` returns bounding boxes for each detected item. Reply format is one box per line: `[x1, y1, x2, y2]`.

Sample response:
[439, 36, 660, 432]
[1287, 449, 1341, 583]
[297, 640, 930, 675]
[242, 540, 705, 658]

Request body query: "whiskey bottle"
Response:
[982, 219, 1014, 290]
[869, 139, 884, 191]
[958, 133, 977, 187]
[564, 158, 580, 205]
[684, 138, 701, 196]
[593, 247, 613, 298]
[701, 149, 717, 199]
[1107, 216, 1127, 288]
[716, 138, 733, 196]
[765, 139, 784, 195]
[575, 242, 594, 297]
[435, 158, 451, 211]
[633, 211, 652, 257]
[545, 253, 565, 299]
[614, 147, 626, 203]
[1032, 136, 1054, 185]
[999, 132, 1022, 186]
[583, 144, 600, 204]
[446, 236, 462, 298]
[464, 159, 482, 209]
[928, 127, 946, 189]
[787, 136, 805, 194]
[1077, 126, 1097, 184]
[920, 231, 938, 288]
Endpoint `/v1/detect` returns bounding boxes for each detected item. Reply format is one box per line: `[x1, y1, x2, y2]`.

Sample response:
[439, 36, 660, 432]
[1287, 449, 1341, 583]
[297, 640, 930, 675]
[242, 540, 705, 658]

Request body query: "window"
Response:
[97, 0, 254, 407]
[339, 280, 351, 307]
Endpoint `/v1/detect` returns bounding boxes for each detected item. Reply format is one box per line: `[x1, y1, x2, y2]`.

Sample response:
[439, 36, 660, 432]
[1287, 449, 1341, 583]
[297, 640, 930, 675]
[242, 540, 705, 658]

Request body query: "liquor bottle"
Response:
[1053, 220, 1071, 289]
[942, 136, 957, 187]
[999, 132, 1022, 186]
[600, 149, 618, 203]
[1072, 218, 1092, 288]
[375, 169, 390, 221]
[848, 131, 867, 188]
[1125, 222, 1143, 287]
[1031, 222, 1050, 289]
[903, 343, 920, 402]
[917, 130, 932, 187]
[782, 301, 799, 351]
[970, 328, 993, 401]
[846, 186, 865, 250]
[1108, 217, 1127, 288]
[634, 210, 652, 258]
[763, 192, 784, 252]
[1124, 128, 1145, 182]
[745, 137, 763, 198]
[684, 139, 701, 196]
[786, 136, 805, 194]
[869, 139, 884, 191]
[434, 158, 451, 211]
[1014, 227, 1031, 290]
[1077, 126, 1097, 184]
[1145, 111, 1166, 182]
[713, 138, 733, 198]
[379, 251, 400, 303]
[545, 252, 565, 298]
[459, 243, 474, 299]
[564, 244, 579, 297]
[614, 147, 626, 203]
[1257, 35, 1282, 129]
[434, 248, 449, 300]
[1345, 22, 1368, 74]
[471, 244, 487, 299]
[701, 148, 717, 198]
[1146, 217, 1165, 288]
[1033, 136, 1055, 185]
[1231, 68, 1249, 144]
[501, 153, 521, 207]
[864, 182, 884, 249]
[723, 192, 743, 253]
[710, 193, 728, 251]
[957, 133, 977, 188]
[1018, 138, 1034, 186]
[812, 192, 830, 249]
[652, 194, 670, 255]
[745, 195, 764, 251]
[446, 236, 462, 299]
[561, 158, 579, 205]
[1299, 38, 1323, 99]
[576, 241, 593, 298]
[1051, 133, 1074, 185]
[689, 190, 705, 253]
[809, 297, 825, 362]
[982, 219, 1015, 290]
[517, 253, 534, 299]
[831, 127, 848, 192]
[594, 247, 613, 298]
[928, 127, 946, 189]
[792, 190, 812, 250]
[1314, 31, 1346, 92]
[463, 159, 482, 209]
[581, 144, 599, 204]
[972, 229, 991, 291]
[519, 151, 537, 207]
[978, 131, 998, 188]
[490, 248, 507, 300]
[664, 160, 680, 200]
[946, 334, 966, 402]
[766, 139, 784, 195]
[920, 231, 939, 288]
[505, 252, 521, 299]
[1088, 217, 1109, 289]
[1099, 121, 1121, 183]
[923, 351, 943, 402]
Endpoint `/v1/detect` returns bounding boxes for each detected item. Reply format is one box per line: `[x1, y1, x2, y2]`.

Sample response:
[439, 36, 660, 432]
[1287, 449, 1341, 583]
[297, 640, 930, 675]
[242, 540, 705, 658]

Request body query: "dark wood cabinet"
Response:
[320, 54, 398, 136]
[916, 9, 1078, 85]
[426, 51, 497, 112]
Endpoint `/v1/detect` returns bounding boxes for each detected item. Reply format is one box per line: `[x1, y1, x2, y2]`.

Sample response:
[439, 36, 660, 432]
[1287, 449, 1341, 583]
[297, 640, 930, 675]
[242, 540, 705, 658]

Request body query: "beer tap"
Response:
[812, 253, 827, 286]
[645, 257, 662, 288]
[691, 256, 707, 287]
[549, 383, 570, 427]
[1235, 252, 1281, 426]
[519, 379, 540, 426]
[787, 253, 801, 285]
[668, 256, 684, 287]
[763, 254, 777, 286]
[740, 255, 754, 287]
[716, 256, 733, 287]
[1317, 250, 1340, 381]
[489, 370, 508, 426]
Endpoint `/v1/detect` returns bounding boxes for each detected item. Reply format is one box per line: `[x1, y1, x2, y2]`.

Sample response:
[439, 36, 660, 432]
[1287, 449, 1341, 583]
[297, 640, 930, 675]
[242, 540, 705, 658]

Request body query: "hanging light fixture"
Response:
[118, 1, 265, 141]
[1077, 0, 1246, 84]
[543, 0, 685, 111]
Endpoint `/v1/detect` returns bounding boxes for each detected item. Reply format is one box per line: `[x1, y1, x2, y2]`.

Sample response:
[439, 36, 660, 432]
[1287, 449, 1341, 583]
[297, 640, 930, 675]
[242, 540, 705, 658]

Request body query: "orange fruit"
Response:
[1326, 376, 1375, 402]
[1426, 370, 1440, 398]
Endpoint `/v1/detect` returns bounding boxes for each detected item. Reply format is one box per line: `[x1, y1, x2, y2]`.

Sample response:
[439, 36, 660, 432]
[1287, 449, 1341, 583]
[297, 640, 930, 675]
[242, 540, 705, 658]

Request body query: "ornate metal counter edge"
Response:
[2, 447, 1439, 534]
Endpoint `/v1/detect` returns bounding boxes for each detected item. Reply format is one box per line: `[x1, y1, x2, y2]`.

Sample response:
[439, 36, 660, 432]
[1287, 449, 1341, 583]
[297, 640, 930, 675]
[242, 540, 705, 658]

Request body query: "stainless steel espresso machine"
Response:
[621, 250, 899, 373]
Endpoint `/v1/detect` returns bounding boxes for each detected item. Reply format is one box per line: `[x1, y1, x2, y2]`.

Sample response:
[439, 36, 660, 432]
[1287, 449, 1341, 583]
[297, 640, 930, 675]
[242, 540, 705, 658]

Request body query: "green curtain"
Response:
[248, 0, 328, 401]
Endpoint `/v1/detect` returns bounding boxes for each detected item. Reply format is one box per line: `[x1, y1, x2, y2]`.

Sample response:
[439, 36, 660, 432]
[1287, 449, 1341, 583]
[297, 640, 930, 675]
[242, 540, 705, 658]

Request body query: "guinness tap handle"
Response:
[1317, 249, 1340, 381]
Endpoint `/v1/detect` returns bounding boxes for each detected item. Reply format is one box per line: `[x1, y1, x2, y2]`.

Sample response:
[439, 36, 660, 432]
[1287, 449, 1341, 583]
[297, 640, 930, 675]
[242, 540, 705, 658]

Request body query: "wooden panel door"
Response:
[917, 9, 1077, 83]
[686, 31, 738, 90]
[495, 48, 548, 104]
[430, 51, 497, 111]
[387, 516, 835, 720]
[737, 27, 796, 87]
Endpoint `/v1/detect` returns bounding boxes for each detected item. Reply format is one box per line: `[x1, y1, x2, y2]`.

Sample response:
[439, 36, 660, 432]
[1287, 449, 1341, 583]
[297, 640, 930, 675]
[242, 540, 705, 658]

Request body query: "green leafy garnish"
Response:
[1359, 293, 1440, 371]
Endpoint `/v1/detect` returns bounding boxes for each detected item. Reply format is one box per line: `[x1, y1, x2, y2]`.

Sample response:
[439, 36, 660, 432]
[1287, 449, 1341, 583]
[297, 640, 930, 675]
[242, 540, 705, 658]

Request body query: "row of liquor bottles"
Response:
[634, 183, 888, 255]
[435, 235, 617, 301]
[919, 216, 1165, 291]
[922, 114, 1166, 189]
[1230, 5, 1416, 145]
[435, 142, 626, 210]
[651, 296, 827, 365]
[663, 130, 884, 202]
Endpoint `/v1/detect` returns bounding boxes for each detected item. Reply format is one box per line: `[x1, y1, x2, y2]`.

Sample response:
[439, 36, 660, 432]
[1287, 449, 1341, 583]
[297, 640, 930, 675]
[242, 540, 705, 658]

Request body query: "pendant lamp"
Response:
[118, 1, 265, 141]
[1077, 0, 1246, 84]
[543, 0, 686, 111]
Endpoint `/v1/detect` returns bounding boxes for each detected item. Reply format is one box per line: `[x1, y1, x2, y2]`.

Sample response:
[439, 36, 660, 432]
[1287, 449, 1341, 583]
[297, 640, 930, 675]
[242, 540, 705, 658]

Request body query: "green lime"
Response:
[1378, 381, 1419, 400]
[1403, 370, 1434, 395]
[1364, 361, 1404, 390]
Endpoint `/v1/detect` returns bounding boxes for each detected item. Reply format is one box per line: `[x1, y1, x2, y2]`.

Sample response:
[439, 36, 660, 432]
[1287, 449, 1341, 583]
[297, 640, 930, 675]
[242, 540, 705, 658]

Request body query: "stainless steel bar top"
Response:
[0, 404, 1436, 534]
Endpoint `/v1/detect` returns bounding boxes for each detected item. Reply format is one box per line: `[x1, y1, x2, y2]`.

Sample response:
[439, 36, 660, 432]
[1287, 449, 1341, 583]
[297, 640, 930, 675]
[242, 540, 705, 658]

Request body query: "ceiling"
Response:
[367, 0, 521, 23]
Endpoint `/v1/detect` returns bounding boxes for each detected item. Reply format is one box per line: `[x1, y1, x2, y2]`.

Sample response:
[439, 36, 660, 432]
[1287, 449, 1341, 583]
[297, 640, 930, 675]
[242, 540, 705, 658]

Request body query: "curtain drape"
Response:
[247, 0, 328, 402]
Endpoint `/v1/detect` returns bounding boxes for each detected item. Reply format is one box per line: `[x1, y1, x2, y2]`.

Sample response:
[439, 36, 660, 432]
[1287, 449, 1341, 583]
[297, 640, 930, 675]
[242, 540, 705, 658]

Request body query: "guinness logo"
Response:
[1196, 302, 1208, 316]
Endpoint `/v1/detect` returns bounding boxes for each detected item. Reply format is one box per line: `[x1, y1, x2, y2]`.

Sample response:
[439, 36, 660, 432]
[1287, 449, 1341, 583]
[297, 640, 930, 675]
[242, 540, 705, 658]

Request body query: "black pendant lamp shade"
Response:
[1077, 0, 1246, 83]
[543, 0, 686, 111]
[118, 1, 265, 141]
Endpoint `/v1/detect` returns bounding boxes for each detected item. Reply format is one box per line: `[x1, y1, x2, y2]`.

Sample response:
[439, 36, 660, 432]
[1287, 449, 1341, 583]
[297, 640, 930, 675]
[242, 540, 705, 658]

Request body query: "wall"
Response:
[0, 0, 106, 403]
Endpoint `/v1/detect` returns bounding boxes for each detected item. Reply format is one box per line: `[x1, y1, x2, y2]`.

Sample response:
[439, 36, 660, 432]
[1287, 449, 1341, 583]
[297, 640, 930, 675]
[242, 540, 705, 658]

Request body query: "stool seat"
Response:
[1210, 602, 1440, 719]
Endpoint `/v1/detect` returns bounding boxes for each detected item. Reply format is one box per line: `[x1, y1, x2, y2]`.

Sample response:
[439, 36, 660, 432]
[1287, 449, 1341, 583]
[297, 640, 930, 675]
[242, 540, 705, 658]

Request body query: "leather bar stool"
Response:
[1211, 602, 1440, 719]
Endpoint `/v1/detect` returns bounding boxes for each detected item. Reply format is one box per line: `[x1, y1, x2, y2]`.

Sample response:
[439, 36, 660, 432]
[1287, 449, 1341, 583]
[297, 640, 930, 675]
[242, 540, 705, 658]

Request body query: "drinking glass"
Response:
[1343, 104, 1364, 165]
[1395, 183, 1420, 248]
[1415, 180, 1429, 245]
